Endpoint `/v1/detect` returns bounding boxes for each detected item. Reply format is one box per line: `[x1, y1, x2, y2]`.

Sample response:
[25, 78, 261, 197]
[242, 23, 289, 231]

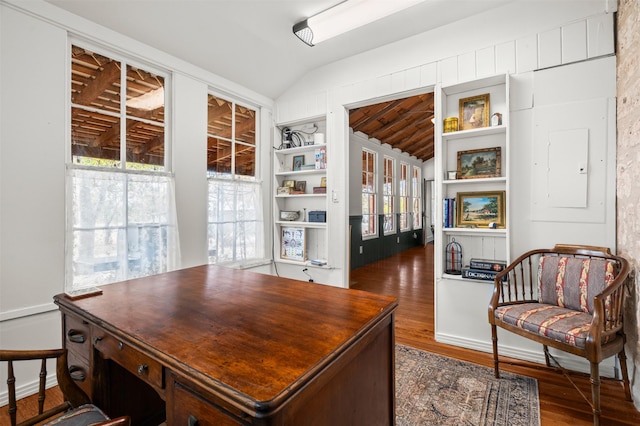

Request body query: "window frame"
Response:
[206, 90, 264, 265]
[361, 148, 378, 239]
[412, 165, 422, 230]
[383, 155, 396, 235]
[399, 161, 410, 232]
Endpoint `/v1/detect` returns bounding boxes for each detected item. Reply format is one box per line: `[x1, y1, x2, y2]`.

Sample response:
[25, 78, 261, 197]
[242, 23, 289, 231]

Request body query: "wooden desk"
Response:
[54, 265, 397, 425]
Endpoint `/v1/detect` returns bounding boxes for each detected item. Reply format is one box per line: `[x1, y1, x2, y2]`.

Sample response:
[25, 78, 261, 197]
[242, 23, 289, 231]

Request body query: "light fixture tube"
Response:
[293, 0, 426, 46]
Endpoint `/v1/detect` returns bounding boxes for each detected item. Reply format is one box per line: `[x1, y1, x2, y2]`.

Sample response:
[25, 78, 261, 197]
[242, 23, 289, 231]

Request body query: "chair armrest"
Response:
[587, 257, 630, 353]
[488, 248, 547, 322]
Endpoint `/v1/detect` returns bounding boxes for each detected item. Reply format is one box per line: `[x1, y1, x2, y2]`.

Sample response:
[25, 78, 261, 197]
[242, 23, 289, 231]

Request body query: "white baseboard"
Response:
[0, 374, 57, 407]
[434, 332, 618, 378]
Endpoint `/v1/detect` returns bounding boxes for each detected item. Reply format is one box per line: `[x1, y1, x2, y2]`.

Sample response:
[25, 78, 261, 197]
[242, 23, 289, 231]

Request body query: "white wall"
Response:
[0, 0, 273, 402]
[275, 0, 619, 372]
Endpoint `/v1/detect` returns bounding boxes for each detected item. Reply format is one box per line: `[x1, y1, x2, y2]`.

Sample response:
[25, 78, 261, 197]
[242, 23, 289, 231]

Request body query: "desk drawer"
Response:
[64, 313, 91, 361]
[94, 332, 164, 391]
[168, 379, 242, 426]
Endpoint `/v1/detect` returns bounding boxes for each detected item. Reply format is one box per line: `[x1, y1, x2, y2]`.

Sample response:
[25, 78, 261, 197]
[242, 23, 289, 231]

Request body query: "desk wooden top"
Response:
[55, 265, 397, 410]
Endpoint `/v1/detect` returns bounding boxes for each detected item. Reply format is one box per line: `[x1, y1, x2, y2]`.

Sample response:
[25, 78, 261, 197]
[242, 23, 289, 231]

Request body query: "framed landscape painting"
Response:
[456, 191, 505, 228]
[457, 147, 501, 179]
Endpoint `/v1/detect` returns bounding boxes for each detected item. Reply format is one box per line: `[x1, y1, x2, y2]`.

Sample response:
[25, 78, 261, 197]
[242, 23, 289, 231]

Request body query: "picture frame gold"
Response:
[283, 180, 295, 188]
[281, 227, 306, 261]
[459, 94, 490, 130]
[320, 176, 327, 187]
[457, 147, 501, 179]
[456, 191, 505, 228]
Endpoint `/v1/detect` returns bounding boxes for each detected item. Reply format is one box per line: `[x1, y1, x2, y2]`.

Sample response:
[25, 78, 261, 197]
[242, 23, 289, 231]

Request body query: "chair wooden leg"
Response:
[543, 345, 551, 367]
[618, 347, 632, 401]
[590, 362, 601, 426]
[491, 324, 500, 378]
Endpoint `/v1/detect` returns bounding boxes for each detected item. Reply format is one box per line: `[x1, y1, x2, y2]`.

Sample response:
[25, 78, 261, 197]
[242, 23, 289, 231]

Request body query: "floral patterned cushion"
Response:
[537, 256, 615, 314]
[495, 303, 593, 348]
[43, 404, 110, 426]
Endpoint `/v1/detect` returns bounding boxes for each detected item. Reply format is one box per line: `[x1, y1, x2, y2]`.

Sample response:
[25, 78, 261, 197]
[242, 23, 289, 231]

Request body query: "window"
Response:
[412, 166, 422, 230]
[67, 44, 178, 291]
[399, 162, 410, 231]
[207, 94, 264, 263]
[362, 148, 377, 238]
[383, 156, 395, 234]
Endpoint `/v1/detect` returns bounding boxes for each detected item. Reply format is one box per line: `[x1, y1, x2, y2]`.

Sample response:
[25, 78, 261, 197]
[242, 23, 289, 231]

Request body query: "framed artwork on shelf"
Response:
[283, 180, 295, 188]
[320, 177, 327, 187]
[293, 155, 305, 171]
[281, 227, 306, 261]
[459, 94, 490, 130]
[457, 147, 501, 179]
[277, 186, 291, 195]
[295, 181, 306, 192]
[456, 191, 505, 228]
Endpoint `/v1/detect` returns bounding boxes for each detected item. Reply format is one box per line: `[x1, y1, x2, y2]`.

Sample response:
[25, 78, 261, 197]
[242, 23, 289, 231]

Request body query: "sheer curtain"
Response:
[207, 179, 264, 264]
[65, 167, 180, 291]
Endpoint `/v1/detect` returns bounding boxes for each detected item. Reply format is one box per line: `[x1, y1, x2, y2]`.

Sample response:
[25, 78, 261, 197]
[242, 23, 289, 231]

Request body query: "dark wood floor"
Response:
[350, 244, 640, 426]
[3, 246, 639, 425]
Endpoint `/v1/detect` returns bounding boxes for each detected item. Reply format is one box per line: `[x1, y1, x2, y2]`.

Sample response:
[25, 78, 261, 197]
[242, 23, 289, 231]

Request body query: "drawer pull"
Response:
[67, 330, 86, 344]
[137, 364, 148, 375]
[118, 342, 124, 350]
[93, 336, 103, 345]
[188, 415, 199, 426]
[68, 365, 86, 382]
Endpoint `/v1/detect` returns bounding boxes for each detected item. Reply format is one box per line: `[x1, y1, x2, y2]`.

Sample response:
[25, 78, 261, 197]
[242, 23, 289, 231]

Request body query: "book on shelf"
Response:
[313, 187, 327, 194]
[461, 267, 506, 282]
[443, 198, 456, 228]
[469, 258, 507, 272]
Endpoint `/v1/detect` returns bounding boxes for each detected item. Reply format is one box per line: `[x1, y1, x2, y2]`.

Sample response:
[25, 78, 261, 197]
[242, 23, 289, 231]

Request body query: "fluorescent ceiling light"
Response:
[293, 0, 427, 46]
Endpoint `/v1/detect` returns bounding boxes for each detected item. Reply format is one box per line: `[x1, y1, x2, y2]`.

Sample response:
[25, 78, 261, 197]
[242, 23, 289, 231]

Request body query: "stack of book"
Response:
[443, 198, 456, 228]
[462, 258, 507, 282]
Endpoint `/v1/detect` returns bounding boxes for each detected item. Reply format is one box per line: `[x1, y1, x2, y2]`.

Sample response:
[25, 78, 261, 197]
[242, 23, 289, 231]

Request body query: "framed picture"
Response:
[293, 155, 305, 171]
[283, 180, 295, 188]
[457, 147, 501, 179]
[277, 186, 291, 195]
[281, 227, 306, 261]
[459, 94, 490, 130]
[456, 191, 505, 228]
[295, 181, 306, 192]
[320, 176, 327, 187]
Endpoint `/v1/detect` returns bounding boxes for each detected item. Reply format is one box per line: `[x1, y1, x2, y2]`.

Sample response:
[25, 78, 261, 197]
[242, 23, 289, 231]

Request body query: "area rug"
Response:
[396, 345, 540, 426]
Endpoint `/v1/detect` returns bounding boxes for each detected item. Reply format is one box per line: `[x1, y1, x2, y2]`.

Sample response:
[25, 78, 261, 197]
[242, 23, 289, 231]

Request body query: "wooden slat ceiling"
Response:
[349, 93, 435, 163]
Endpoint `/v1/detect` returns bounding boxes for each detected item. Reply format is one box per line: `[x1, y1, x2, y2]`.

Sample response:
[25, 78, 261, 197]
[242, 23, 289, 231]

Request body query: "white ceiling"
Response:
[46, 0, 514, 100]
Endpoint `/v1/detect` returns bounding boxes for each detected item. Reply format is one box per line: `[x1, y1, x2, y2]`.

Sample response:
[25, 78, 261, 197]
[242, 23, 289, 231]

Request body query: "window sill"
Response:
[215, 258, 272, 270]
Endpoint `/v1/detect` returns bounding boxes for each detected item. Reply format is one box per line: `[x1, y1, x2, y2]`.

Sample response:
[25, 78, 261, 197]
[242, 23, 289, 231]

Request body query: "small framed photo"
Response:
[277, 186, 291, 195]
[456, 191, 505, 228]
[293, 155, 305, 171]
[457, 147, 501, 179]
[320, 176, 327, 187]
[295, 181, 306, 192]
[459, 94, 490, 130]
[283, 180, 295, 188]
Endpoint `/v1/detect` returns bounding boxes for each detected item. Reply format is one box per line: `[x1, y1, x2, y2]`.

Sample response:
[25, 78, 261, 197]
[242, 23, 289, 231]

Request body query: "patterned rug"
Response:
[396, 345, 540, 425]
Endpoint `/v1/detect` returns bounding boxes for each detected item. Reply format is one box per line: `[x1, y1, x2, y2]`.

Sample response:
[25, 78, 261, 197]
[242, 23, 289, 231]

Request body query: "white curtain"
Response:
[207, 179, 264, 264]
[65, 167, 180, 291]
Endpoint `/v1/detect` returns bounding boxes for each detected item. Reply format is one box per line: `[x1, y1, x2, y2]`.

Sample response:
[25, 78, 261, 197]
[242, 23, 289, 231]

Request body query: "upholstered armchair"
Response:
[488, 244, 631, 426]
